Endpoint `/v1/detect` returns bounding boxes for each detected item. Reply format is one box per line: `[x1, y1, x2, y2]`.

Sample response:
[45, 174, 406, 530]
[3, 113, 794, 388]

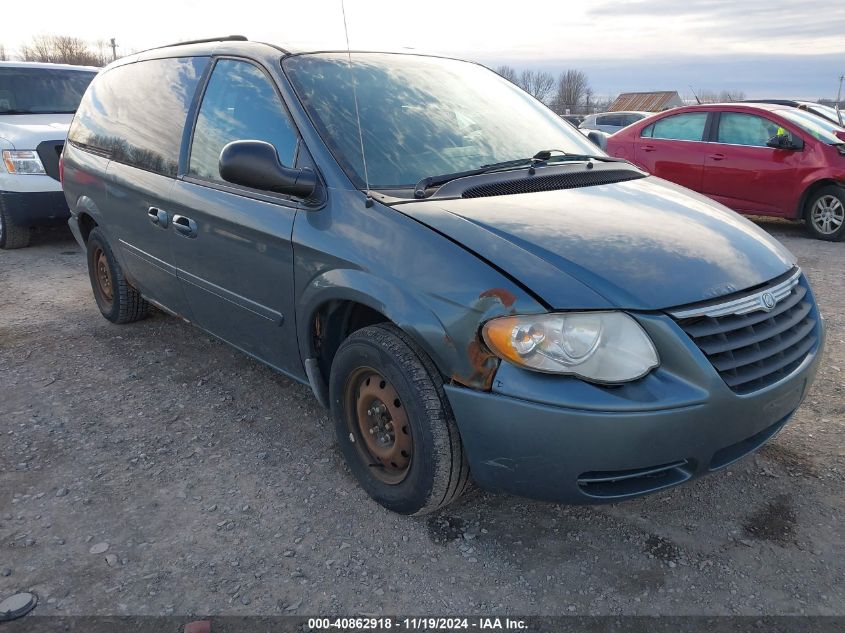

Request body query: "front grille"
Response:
[461, 168, 645, 199]
[671, 270, 819, 394]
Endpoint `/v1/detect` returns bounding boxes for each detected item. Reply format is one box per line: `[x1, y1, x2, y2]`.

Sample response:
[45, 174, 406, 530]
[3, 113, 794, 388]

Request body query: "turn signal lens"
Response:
[482, 312, 659, 383]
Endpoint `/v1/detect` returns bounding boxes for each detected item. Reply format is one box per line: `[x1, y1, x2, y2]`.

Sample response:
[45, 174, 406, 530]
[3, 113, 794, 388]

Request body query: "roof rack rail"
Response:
[143, 35, 248, 53]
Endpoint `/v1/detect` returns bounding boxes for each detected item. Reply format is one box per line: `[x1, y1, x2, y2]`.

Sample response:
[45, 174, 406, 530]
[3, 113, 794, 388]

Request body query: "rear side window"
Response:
[642, 112, 708, 141]
[68, 57, 206, 177]
[189, 59, 298, 182]
[597, 114, 624, 127]
[718, 113, 782, 147]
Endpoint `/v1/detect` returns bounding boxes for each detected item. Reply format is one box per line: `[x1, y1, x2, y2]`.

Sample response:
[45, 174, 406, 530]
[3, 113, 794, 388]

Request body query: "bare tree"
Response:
[495, 64, 518, 84]
[0, 44, 7, 61]
[718, 89, 746, 102]
[518, 69, 555, 103]
[19, 35, 109, 66]
[696, 88, 746, 104]
[594, 94, 616, 113]
[551, 69, 591, 114]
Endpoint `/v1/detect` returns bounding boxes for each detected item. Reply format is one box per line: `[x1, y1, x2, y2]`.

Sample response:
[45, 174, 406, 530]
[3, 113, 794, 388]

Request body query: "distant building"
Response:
[609, 91, 684, 112]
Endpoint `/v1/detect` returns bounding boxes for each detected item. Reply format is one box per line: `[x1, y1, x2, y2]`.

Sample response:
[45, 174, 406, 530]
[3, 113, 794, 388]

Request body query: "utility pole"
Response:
[836, 74, 844, 127]
[109, 38, 118, 61]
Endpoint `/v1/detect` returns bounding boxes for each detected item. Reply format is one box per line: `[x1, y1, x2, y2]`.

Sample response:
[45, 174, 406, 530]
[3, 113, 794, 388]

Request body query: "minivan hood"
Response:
[0, 113, 73, 148]
[403, 176, 796, 310]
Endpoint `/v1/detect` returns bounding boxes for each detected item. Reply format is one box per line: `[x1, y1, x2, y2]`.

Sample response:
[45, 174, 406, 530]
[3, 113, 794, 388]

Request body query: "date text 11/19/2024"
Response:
[307, 617, 529, 630]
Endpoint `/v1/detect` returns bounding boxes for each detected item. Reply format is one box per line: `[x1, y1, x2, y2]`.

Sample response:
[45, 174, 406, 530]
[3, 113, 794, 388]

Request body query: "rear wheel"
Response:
[804, 185, 845, 241]
[329, 324, 469, 515]
[0, 197, 31, 249]
[86, 228, 150, 323]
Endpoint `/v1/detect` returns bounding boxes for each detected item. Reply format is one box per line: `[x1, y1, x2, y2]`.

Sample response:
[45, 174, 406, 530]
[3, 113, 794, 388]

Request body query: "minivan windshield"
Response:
[0, 67, 96, 115]
[284, 53, 600, 190]
[776, 108, 844, 145]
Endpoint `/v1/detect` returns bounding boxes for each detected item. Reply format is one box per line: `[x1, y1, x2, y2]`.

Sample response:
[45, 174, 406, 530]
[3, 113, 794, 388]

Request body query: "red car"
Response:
[606, 103, 845, 241]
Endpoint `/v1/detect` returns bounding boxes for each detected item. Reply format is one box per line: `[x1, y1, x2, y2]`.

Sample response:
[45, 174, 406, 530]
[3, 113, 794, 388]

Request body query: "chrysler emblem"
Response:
[760, 292, 777, 311]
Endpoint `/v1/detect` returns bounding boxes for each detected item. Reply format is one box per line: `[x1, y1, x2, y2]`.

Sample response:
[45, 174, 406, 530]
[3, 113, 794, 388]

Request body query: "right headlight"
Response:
[482, 311, 659, 384]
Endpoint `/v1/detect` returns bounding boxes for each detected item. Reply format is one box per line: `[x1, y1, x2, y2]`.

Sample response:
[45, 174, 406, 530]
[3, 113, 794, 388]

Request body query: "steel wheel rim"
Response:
[811, 195, 844, 235]
[345, 367, 412, 485]
[94, 248, 114, 305]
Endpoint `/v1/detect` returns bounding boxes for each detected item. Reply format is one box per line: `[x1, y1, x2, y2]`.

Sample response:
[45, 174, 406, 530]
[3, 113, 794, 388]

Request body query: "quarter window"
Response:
[642, 112, 708, 141]
[718, 112, 787, 147]
[68, 57, 206, 177]
[189, 59, 298, 182]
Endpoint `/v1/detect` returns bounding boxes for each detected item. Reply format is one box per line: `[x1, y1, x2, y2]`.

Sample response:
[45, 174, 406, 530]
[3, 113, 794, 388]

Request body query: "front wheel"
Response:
[0, 197, 31, 249]
[329, 324, 469, 515]
[804, 185, 845, 241]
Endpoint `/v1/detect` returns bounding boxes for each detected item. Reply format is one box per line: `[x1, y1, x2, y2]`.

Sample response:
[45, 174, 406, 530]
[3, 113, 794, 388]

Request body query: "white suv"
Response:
[0, 61, 97, 248]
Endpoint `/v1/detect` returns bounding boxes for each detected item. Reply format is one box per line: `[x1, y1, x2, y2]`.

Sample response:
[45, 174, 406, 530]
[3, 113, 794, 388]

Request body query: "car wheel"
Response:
[804, 185, 845, 241]
[329, 323, 470, 515]
[86, 227, 150, 323]
[0, 197, 32, 249]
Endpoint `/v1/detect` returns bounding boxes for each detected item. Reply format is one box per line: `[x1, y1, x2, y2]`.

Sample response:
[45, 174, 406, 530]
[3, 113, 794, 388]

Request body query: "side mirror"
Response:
[219, 140, 317, 198]
[766, 134, 803, 151]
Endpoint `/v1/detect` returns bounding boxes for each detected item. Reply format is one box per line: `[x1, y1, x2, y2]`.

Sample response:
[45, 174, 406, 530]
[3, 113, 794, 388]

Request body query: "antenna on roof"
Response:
[341, 0, 373, 208]
[689, 85, 701, 105]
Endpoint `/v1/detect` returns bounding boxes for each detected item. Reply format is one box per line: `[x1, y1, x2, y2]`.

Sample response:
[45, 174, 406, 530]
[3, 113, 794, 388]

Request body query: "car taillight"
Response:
[59, 153, 64, 183]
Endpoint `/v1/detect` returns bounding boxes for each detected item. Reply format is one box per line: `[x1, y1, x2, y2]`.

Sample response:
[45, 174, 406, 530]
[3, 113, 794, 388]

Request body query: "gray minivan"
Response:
[62, 37, 824, 515]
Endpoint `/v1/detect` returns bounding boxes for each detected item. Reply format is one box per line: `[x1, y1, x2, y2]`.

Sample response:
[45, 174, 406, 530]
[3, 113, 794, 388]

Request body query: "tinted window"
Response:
[284, 53, 599, 189]
[718, 113, 782, 147]
[68, 57, 206, 177]
[597, 114, 626, 127]
[621, 113, 645, 126]
[0, 67, 95, 114]
[189, 60, 298, 181]
[643, 112, 708, 141]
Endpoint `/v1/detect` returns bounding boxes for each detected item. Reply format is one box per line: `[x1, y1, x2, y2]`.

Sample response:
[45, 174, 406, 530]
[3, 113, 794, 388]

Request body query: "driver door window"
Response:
[189, 59, 298, 182]
[717, 112, 785, 147]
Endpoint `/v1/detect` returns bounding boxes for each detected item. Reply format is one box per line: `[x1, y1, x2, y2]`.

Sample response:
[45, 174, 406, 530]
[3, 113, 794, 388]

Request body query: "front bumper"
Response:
[445, 311, 825, 504]
[0, 190, 70, 226]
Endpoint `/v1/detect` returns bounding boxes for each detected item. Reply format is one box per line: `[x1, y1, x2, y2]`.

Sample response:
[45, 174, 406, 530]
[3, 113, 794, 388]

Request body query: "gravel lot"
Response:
[1, 219, 843, 617]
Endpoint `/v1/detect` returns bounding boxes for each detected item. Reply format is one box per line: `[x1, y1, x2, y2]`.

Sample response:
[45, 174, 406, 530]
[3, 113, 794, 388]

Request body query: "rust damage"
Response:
[479, 287, 517, 308]
[451, 288, 518, 391]
[451, 338, 500, 390]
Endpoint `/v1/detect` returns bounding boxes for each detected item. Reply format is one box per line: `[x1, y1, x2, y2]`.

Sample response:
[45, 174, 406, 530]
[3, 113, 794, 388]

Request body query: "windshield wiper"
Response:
[0, 109, 35, 115]
[413, 149, 627, 199]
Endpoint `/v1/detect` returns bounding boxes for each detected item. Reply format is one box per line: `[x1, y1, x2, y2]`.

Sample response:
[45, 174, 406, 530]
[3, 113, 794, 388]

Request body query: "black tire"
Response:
[804, 185, 845, 241]
[0, 196, 32, 249]
[86, 227, 150, 323]
[329, 324, 470, 515]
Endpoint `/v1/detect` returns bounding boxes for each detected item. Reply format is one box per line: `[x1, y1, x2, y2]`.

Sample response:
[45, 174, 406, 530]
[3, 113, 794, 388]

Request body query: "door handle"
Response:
[640, 145, 656, 152]
[147, 207, 169, 228]
[172, 214, 198, 238]
[708, 153, 727, 161]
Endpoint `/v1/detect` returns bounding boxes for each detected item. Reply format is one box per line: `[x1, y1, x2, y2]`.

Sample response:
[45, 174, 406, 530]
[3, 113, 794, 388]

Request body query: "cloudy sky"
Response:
[2, 0, 844, 99]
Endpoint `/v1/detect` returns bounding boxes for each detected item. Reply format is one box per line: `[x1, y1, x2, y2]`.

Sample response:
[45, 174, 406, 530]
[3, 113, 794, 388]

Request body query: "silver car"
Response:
[578, 111, 651, 149]
[579, 111, 651, 134]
